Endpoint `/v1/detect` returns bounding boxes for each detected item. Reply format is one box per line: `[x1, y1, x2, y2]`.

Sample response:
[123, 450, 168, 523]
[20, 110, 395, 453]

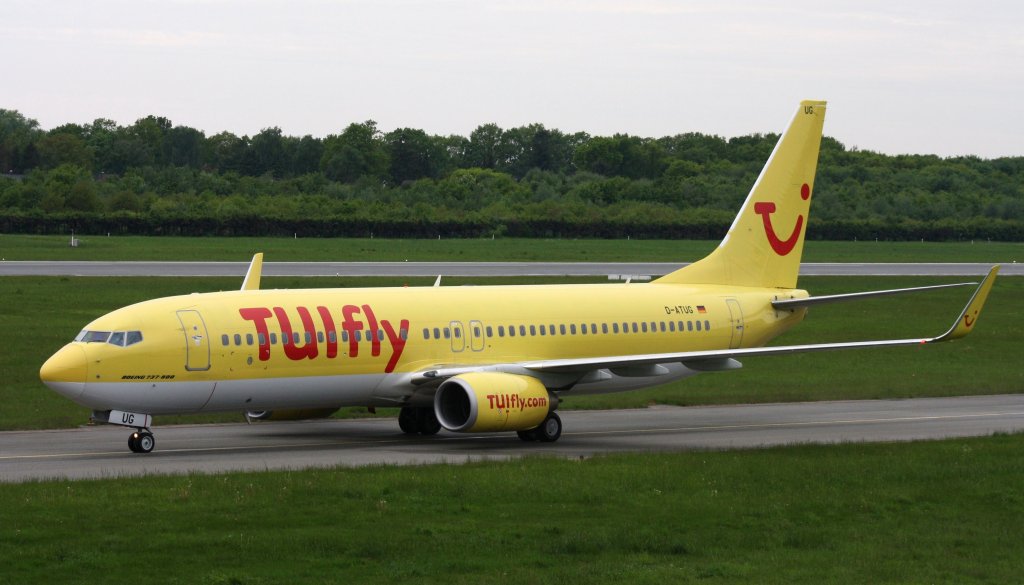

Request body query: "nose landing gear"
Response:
[93, 409, 157, 454]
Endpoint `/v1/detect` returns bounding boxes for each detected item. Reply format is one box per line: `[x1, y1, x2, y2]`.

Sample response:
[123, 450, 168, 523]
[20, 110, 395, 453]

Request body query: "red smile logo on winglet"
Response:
[964, 311, 977, 328]
[754, 183, 810, 256]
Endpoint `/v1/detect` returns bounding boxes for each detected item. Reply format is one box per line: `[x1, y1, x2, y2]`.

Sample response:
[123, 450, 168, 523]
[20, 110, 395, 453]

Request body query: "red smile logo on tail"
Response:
[754, 183, 810, 256]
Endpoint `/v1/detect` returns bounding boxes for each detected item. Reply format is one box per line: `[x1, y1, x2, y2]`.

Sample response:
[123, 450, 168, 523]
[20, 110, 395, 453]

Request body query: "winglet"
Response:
[241, 253, 264, 291]
[929, 265, 999, 343]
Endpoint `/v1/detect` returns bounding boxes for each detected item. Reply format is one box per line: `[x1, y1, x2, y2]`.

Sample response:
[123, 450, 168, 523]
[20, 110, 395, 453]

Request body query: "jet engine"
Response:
[434, 372, 555, 433]
[245, 407, 340, 421]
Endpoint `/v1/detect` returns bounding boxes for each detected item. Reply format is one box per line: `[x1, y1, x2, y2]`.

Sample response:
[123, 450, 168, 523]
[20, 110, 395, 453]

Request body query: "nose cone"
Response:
[40, 345, 87, 400]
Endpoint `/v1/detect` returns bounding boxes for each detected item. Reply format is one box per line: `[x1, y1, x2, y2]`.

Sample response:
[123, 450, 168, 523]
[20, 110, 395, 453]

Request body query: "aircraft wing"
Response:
[413, 265, 998, 383]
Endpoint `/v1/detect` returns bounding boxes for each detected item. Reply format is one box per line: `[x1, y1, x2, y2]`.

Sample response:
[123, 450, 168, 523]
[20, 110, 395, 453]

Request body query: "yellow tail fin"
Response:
[654, 100, 827, 289]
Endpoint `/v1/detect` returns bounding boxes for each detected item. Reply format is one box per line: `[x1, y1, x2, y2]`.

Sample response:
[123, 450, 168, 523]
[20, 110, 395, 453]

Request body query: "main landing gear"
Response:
[516, 412, 562, 443]
[398, 406, 442, 436]
[128, 429, 156, 453]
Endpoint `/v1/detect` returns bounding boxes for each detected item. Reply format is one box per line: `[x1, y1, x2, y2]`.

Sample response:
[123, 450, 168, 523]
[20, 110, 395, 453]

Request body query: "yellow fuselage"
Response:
[42, 282, 808, 415]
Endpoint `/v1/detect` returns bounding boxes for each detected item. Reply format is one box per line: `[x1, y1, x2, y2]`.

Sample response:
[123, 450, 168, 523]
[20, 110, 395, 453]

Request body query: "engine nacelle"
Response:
[245, 407, 340, 421]
[434, 373, 554, 433]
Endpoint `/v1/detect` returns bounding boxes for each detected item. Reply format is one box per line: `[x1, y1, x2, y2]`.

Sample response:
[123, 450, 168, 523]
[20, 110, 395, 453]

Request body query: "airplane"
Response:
[39, 100, 999, 454]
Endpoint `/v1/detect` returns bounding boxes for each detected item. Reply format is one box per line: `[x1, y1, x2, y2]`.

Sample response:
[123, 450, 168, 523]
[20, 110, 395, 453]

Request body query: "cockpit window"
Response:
[76, 330, 111, 343]
[75, 330, 143, 346]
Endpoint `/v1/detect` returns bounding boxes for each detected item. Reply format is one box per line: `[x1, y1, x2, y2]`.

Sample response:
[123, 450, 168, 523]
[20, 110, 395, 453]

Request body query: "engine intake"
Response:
[434, 372, 554, 433]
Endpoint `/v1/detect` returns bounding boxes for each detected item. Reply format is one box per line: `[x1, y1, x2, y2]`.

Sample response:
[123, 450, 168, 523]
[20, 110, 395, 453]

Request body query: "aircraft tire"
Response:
[417, 408, 442, 436]
[136, 431, 155, 453]
[398, 407, 418, 434]
[128, 432, 140, 453]
[537, 413, 562, 443]
[517, 428, 540, 442]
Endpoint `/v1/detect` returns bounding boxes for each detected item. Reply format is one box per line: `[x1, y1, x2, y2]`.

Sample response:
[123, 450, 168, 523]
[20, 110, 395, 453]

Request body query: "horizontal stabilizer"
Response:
[772, 281, 978, 310]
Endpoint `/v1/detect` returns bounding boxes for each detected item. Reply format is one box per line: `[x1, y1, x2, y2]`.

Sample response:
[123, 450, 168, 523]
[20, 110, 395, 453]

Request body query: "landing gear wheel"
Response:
[398, 407, 418, 434]
[517, 428, 541, 442]
[128, 430, 155, 453]
[137, 431, 155, 453]
[537, 412, 562, 443]
[416, 408, 442, 436]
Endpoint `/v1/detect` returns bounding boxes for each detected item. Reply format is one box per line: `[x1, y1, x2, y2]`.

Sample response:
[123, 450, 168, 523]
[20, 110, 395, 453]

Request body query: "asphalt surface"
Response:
[0, 261, 1018, 277]
[2, 394, 1022, 483]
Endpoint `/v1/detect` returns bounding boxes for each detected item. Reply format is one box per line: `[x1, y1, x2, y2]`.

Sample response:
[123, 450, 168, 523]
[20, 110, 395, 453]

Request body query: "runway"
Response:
[2, 394, 1022, 483]
[0, 261, 1017, 277]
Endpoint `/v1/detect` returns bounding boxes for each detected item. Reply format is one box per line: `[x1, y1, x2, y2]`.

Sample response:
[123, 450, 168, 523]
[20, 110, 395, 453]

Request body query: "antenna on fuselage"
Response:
[242, 253, 264, 291]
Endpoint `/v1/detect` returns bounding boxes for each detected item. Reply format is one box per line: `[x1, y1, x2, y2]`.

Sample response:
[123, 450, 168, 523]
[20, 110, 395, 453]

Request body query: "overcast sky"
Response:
[3, 0, 1021, 158]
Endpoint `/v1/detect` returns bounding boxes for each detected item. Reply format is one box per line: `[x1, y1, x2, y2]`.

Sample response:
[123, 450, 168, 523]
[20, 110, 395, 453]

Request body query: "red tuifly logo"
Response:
[754, 183, 810, 256]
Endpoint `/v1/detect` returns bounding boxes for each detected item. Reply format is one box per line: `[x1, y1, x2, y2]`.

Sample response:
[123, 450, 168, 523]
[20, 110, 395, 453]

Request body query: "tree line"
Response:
[1, 108, 1022, 240]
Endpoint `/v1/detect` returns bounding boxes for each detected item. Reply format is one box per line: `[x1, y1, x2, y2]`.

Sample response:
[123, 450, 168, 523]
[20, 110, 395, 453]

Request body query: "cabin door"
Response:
[725, 299, 744, 350]
[449, 321, 466, 353]
[177, 310, 211, 371]
[469, 320, 485, 352]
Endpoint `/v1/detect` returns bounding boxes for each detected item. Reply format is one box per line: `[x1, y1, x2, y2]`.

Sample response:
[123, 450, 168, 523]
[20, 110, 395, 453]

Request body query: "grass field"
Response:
[1, 274, 1021, 431]
[2, 433, 1023, 584]
[2, 233, 1023, 262]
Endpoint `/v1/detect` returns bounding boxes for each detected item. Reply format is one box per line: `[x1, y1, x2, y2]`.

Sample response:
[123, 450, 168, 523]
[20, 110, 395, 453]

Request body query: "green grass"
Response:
[2, 433, 1023, 584]
[2, 233, 1022, 262]
[2, 274, 1021, 431]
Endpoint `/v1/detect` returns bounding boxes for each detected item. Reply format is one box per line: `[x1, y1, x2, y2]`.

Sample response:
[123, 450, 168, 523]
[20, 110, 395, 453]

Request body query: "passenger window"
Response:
[519, 325, 526, 336]
[560, 324, 566, 335]
[221, 334, 230, 346]
[570, 324, 577, 335]
[354, 331, 362, 342]
[529, 325, 536, 336]
[474, 326, 481, 337]
[246, 333, 254, 345]
[660, 322, 666, 332]
[328, 331, 337, 343]
[498, 326, 505, 337]
[580, 324, 587, 335]
[271, 333, 278, 344]
[258, 333, 266, 345]
[539, 326, 546, 336]
[704, 320, 711, 331]
[613, 323, 620, 334]
[400, 328, 408, 340]
[669, 322, 676, 332]
[548, 325, 555, 335]
[486, 326, 493, 337]
[695, 321, 702, 332]
[296, 332, 303, 344]
[234, 334, 242, 346]
[108, 331, 125, 347]
[433, 328, 440, 339]
[641, 322, 648, 333]
[592, 323, 598, 334]
[317, 331, 324, 343]
[423, 328, 430, 340]
[632, 323, 639, 333]
[454, 328, 461, 339]
[509, 326, 516, 337]
[443, 328, 450, 339]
